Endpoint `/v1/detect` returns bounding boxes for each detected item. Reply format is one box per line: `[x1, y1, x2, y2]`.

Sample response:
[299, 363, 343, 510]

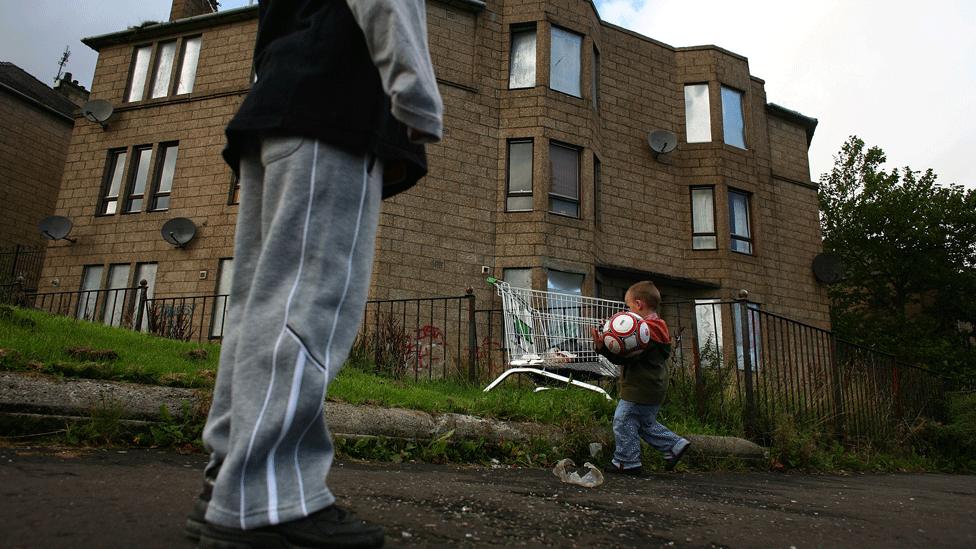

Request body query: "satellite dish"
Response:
[812, 253, 845, 284]
[647, 129, 678, 159]
[81, 99, 114, 129]
[38, 216, 76, 243]
[161, 218, 197, 248]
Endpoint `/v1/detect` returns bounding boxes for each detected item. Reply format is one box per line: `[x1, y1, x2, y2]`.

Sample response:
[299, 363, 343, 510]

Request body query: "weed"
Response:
[65, 347, 119, 361]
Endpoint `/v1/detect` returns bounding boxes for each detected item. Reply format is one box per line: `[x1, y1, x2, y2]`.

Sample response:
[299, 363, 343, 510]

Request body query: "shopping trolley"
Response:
[483, 277, 626, 400]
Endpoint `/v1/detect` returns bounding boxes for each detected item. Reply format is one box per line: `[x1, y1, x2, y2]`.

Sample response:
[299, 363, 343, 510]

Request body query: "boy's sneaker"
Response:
[197, 504, 385, 548]
[608, 464, 645, 477]
[665, 439, 691, 472]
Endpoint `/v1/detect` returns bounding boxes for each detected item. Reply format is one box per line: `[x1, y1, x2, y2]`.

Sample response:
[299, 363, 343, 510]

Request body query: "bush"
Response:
[909, 391, 976, 472]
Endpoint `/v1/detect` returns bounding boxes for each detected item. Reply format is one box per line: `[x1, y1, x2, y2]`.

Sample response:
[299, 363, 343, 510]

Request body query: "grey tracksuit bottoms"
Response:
[201, 136, 383, 529]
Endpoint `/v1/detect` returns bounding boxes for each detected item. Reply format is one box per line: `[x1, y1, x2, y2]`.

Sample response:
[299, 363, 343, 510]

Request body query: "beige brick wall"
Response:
[40, 15, 254, 297]
[0, 92, 73, 248]
[39, 0, 830, 332]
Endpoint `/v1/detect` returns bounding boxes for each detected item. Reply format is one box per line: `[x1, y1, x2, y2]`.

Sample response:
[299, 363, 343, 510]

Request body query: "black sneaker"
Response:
[184, 477, 214, 542]
[607, 464, 645, 477]
[197, 504, 385, 548]
[665, 440, 691, 472]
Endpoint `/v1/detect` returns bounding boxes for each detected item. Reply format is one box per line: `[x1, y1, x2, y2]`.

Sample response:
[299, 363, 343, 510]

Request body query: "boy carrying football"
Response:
[591, 280, 691, 475]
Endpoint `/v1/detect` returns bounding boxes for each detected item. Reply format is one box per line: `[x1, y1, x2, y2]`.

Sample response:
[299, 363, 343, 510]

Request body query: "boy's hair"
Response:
[627, 280, 661, 310]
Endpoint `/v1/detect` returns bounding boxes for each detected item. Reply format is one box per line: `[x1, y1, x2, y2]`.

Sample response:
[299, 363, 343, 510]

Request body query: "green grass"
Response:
[0, 305, 218, 387]
[4, 305, 970, 473]
[330, 367, 615, 427]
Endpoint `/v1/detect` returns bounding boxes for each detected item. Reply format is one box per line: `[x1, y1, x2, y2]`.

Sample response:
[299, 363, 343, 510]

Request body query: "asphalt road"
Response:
[1, 446, 974, 548]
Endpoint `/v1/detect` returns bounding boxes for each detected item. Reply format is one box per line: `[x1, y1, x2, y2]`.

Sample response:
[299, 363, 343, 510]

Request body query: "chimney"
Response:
[169, 0, 217, 21]
[54, 72, 91, 108]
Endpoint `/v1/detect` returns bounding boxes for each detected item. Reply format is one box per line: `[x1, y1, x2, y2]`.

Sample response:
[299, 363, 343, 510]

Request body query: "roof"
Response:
[82, 1, 486, 50]
[0, 62, 76, 119]
[766, 103, 819, 146]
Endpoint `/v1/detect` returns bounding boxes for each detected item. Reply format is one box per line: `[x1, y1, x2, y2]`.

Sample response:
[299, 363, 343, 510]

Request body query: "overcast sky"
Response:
[1, 0, 973, 189]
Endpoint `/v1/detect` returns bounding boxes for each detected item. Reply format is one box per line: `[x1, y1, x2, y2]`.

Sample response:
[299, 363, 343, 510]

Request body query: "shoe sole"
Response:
[665, 443, 691, 471]
[197, 524, 385, 549]
[185, 516, 204, 542]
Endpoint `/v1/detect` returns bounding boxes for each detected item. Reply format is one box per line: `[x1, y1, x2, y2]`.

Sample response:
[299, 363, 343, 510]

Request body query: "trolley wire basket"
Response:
[483, 277, 625, 400]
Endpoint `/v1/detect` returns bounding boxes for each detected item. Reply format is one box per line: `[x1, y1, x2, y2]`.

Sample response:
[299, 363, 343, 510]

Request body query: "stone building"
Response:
[37, 0, 829, 344]
[0, 62, 87, 288]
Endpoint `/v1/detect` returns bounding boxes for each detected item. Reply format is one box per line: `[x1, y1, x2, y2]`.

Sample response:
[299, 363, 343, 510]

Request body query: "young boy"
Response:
[591, 281, 691, 474]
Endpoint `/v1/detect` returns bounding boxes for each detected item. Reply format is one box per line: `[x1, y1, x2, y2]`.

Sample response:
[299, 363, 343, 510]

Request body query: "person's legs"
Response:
[203, 140, 265, 480]
[636, 406, 690, 463]
[186, 143, 266, 541]
[611, 400, 644, 470]
[203, 136, 383, 530]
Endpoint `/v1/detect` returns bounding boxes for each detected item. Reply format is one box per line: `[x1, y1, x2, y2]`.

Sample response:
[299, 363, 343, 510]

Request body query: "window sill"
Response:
[547, 211, 581, 221]
[548, 87, 584, 101]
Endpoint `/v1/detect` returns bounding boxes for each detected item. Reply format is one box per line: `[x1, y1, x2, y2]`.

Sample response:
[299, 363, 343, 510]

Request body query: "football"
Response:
[600, 311, 651, 357]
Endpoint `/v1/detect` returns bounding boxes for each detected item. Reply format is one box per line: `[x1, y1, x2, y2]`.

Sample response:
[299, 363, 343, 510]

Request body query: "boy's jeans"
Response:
[612, 399, 687, 469]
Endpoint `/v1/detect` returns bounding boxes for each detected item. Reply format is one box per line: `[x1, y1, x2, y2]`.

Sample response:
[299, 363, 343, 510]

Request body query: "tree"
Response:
[818, 136, 976, 385]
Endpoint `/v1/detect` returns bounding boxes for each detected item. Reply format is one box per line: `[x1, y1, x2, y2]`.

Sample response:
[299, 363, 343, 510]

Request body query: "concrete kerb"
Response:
[0, 372, 765, 460]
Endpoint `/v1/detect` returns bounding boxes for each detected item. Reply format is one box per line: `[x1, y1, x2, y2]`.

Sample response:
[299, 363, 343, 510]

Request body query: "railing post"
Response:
[466, 288, 477, 383]
[133, 279, 149, 332]
[691, 337, 706, 422]
[829, 337, 846, 440]
[10, 244, 21, 280]
[736, 300, 757, 439]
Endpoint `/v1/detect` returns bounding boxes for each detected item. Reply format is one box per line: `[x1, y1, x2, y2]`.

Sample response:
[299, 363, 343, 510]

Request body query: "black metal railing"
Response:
[14, 280, 946, 443]
[0, 245, 44, 291]
[143, 293, 230, 343]
[353, 292, 480, 382]
[662, 299, 945, 444]
[27, 284, 147, 329]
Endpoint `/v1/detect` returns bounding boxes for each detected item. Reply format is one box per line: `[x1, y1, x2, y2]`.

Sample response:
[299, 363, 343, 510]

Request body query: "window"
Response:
[99, 149, 127, 215]
[100, 142, 180, 215]
[126, 45, 152, 102]
[549, 142, 580, 218]
[550, 27, 582, 97]
[690, 187, 717, 250]
[134, 262, 157, 332]
[502, 268, 532, 290]
[149, 40, 178, 99]
[102, 263, 131, 327]
[733, 302, 762, 371]
[211, 258, 234, 338]
[721, 86, 746, 148]
[150, 143, 179, 211]
[695, 299, 723, 363]
[124, 146, 153, 213]
[509, 26, 536, 89]
[546, 269, 585, 342]
[684, 84, 711, 143]
[593, 156, 601, 228]
[547, 269, 583, 295]
[125, 36, 202, 102]
[229, 172, 241, 205]
[175, 36, 202, 95]
[592, 46, 600, 110]
[77, 265, 104, 321]
[729, 189, 753, 254]
[506, 139, 533, 211]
